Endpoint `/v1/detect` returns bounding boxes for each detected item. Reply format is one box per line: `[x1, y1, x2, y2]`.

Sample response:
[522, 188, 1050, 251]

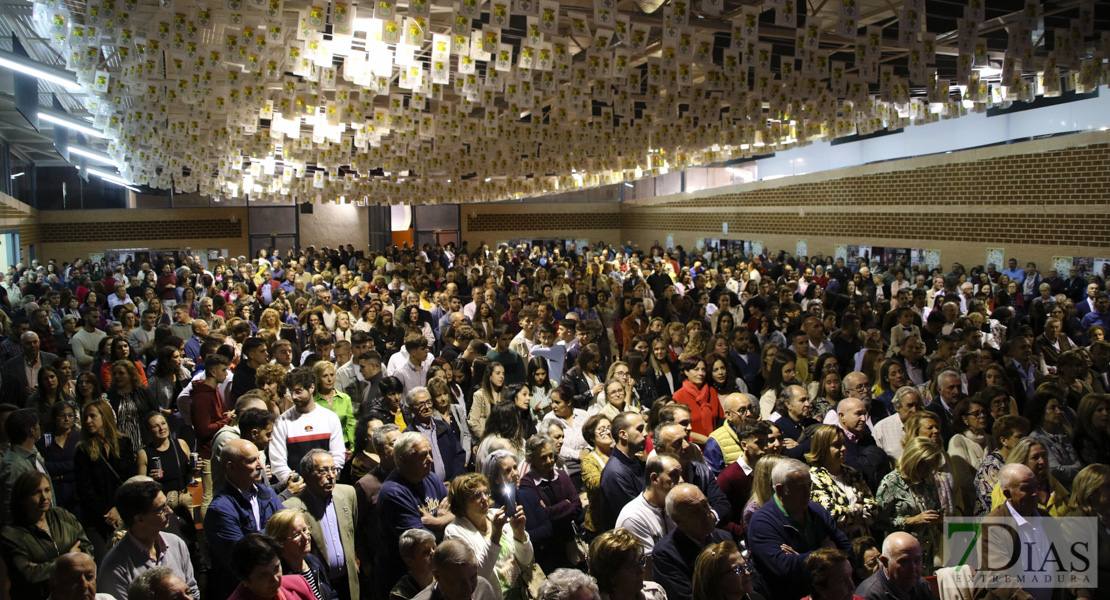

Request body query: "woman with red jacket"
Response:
[671, 356, 721, 446]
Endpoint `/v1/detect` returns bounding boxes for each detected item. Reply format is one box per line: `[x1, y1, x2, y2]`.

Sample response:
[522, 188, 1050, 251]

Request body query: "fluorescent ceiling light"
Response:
[0, 49, 82, 90]
[86, 166, 135, 190]
[38, 109, 107, 138]
[67, 145, 116, 165]
[10, 172, 24, 179]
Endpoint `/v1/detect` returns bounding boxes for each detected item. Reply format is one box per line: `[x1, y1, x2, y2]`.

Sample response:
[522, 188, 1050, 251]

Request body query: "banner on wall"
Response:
[1093, 259, 1110, 279]
[752, 241, 763, 255]
[796, 239, 807, 258]
[1074, 257, 1094, 277]
[835, 245, 848, 261]
[666, 234, 674, 250]
[925, 250, 941, 270]
[986, 248, 1004, 270]
[1053, 256, 1074, 274]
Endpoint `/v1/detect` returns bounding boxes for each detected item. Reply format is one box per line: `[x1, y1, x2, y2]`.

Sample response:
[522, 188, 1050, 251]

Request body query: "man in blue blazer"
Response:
[203, 438, 285, 600]
[403, 386, 466, 481]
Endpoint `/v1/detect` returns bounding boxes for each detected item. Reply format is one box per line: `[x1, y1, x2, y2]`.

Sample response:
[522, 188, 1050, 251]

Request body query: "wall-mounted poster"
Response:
[910, 249, 925, 267]
[835, 245, 848, 261]
[796, 239, 807, 258]
[1052, 256, 1074, 274]
[924, 250, 941, 270]
[751, 241, 763, 255]
[1093, 259, 1110, 280]
[986, 248, 1004, 270]
[1074, 257, 1094, 278]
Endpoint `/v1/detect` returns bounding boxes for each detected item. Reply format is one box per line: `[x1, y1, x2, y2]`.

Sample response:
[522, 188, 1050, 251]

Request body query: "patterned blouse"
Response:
[974, 451, 1005, 516]
[581, 450, 609, 533]
[809, 465, 877, 539]
[876, 470, 942, 575]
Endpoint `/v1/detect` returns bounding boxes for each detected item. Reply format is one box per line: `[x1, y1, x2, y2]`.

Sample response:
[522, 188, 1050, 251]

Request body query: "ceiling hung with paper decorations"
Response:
[15, 0, 1110, 204]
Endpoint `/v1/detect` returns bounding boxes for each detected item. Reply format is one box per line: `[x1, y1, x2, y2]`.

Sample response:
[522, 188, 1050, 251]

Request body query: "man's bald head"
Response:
[50, 552, 97, 600]
[837, 397, 868, 436]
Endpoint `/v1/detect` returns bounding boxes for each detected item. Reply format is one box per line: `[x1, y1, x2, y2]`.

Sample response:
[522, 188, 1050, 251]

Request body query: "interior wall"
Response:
[36, 207, 249, 263]
[0, 192, 39, 263]
[620, 130, 1110, 269]
[461, 200, 622, 249]
[297, 201, 370, 254]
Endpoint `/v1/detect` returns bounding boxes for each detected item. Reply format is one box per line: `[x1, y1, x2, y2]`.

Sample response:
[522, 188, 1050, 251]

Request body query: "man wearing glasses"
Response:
[283, 448, 361, 600]
[403, 386, 466, 482]
[704, 393, 759, 474]
[98, 477, 199, 600]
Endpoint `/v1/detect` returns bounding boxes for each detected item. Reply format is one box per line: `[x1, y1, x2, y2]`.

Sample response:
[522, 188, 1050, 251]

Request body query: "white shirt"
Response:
[388, 352, 434, 396]
[616, 493, 674, 556]
[874, 413, 907, 460]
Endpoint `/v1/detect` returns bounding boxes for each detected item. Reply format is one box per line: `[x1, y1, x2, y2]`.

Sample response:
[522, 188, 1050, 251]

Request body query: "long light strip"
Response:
[86, 166, 135, 191]
[0, 49, 82, 90]
[38, 109, 107, 138]
[67, 145, 116, 165]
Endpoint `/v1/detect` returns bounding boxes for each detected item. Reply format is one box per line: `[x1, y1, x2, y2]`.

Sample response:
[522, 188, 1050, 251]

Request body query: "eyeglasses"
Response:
[730, 563, 753, 576]
[966, 410, 985, 418]
[595, 426, 612, 434]
[731, 406, 754, 414]
[311, 467, 339, 476]
[149, 503, 172, 515]
[287, 528, 311, 542]
[470, 490, 491, 501]
[412, 400, 433, 409]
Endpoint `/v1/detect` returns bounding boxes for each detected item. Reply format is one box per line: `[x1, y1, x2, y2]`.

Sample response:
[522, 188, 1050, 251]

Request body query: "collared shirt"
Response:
[310, 492, 347, 576]
[737, 454, 754, 477]
[23, 355, 43, 395]
[239, 484, 261, 530]
[414, 419, 446, 481]
[903, 357, 925, 386]
[389, 354, 433, 396]
[1004, 501, 1053, 600]
[98, 531, 199, 600]
[1012, 359, 1036, 401]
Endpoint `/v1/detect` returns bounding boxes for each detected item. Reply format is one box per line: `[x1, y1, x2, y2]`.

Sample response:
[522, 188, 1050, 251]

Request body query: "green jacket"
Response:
[0, 507, 93, 598]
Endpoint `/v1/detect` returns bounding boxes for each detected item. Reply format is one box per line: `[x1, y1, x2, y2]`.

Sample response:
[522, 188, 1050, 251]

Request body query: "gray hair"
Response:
[542, 419, 565, 436]
[127, 566, 180, 600]
[998, 463, 1035, 491]
[525, 434, 555, 463]
[481, 448, 520, 487]
[372, 423, 401, 454]
[398, 528, 436, 559]
[891, 386, 922, 410]
[393, 431, 429, 461]
[936, 368, 961, 387]
[432, 538, 477, 570]
[406, 386, 431, 408]
[297, 448, 333, 476]
[475, 435, 516, 469]
[770, 458, 810, 488]
[538, 569, 600, 600]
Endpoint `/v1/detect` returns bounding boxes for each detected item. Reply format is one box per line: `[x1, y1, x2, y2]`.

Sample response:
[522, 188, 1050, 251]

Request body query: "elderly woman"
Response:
[541, 388, 589, 481]
[520, 434, 585, 572]
[973, 415, 1030, 516]
[989, 437, 1070, 516]
[581, 414, 613, 538]
[947, 397, 996, 511]
[691, 541, 760, 600]
[445, 472, 533, 600]
[588, 528, 667, 600]
[588, 378, 628, 421]
[876, 436, 945, 575]
[0, 471, 92, 598]
[804, 425, 876, 539]
[228, 533, 316, 600]
[537, 568, 601, 600]
[900, 411, 962, 516]
[264, 508, 337, 600]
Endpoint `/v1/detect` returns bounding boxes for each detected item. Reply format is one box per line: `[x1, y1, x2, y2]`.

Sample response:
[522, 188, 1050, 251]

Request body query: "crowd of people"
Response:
[0, 239, 1108, 600]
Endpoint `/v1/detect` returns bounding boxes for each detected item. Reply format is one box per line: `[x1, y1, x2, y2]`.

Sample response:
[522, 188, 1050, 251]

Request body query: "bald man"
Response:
[652, 484, 732, 600]
[704, 393, 758, 473]
[983, 464, 1054, 600]
[794, 396, 890, 490]
[50, 552, 115, 600]
[856, 532, 936, 600]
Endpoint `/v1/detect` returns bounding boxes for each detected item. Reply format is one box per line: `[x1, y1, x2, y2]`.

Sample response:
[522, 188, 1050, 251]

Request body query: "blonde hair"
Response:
[1067, 464, 1110, 517]
[312, 360, 337, 390]
[692, 542, 741, 600]
[264, 507, 306, 541]
[900, 410, 941, 449]
[78, 399, 122, 462]
[749, 454, 788, 507]
[258, 308, 282, 333]
[803, 425, 844, 467]
[1004, 437, 1047, 469]
[898, 436, 942, 483]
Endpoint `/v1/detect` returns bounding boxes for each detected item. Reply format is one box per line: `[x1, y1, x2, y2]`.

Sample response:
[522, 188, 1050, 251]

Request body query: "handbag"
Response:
[519, 562, 546, 600]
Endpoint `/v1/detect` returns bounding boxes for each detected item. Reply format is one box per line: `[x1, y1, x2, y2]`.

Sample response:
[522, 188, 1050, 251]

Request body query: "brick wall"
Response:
[621, 131, 1110, 268]
[461, 201, 623, 248]
[41, 219, 242, 243]
[466, 212, 621, 232]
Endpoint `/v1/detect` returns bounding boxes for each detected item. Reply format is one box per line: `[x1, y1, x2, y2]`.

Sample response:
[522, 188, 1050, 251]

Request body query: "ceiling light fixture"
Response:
[38, 109, 107, 138]
[0, 49, 82, 90]
[67, 146, 116, 165]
